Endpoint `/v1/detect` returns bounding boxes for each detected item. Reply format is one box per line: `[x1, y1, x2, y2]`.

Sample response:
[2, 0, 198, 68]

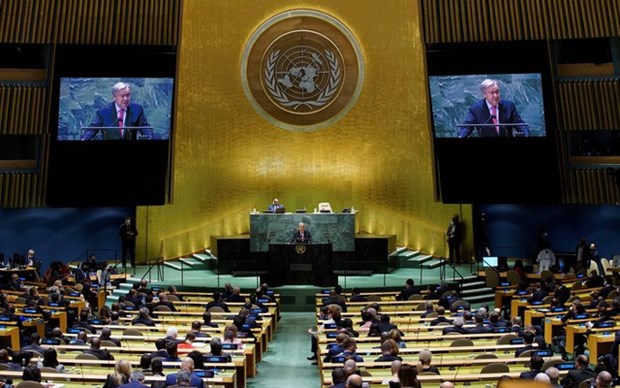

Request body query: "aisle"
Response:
[247, 312, 321, 387]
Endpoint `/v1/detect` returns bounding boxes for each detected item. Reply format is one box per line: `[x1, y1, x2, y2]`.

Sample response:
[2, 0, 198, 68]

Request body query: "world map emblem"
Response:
[241, 10, 364, 131]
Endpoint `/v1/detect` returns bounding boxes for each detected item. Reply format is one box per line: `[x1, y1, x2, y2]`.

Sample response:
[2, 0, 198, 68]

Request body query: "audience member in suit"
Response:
[419, 349, 440, 375]
[163, 327, 184, 345]
[49, 327, 71, 345]
[553, 280, 571, 305]
[21, 332, 46, 355]
[519, 355, 544, 379]
[83, 338, 114, 360]
[149, 338, 169, 359]
[457, 79, 529, 138]
[515, 331, 536, 357]
[221, 283, 234, 300]
[527, 281, 549, 304]
[131, 307, 156, 326]
[167, 285, 184, 301]
[118, 371, 149, 388]
[442, 317, 468, 335]
[378, 314, 398, 334]
[329, 367, 347, 388]
[202, 311, 219, 328]
[74, 309, 97, 334]
[560, 354, 596, 387]
[374, 339, 402, 362]
[99, 327, 121, 347]
[323, 333, 347, 363]
[154, 292, 176, 312]
[206, 292, 230, 312]
[323, 290, 347, 312]
[163, 341, 180, 362]
[335, 337, 364, 362]
[349, 288, 367, 302]
[8, 273, 24, 291]
[190, 321, 209, 338]
[469, 314, 493, 334]
[70, 331, 88, 345]
[224, 287, 247, 304]
[124, 289, 142, 308]
[561, 300, 587, 324]
[576, 237, 591, 273]
[429, 306, 452, 326]
[395, 278, 419, 301]
[586, 269, 605, 288]
[103, 359, 131, 388]
[545, 367, 563, 388]
[0, 293, 10, 310]
[205, 337, 232, 362]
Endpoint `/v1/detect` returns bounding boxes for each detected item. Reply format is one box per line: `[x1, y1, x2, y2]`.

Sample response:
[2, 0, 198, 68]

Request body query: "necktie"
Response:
[491, 105, 499, 135]
[301, 232, 304, 242]
[118, 109, 125, 138]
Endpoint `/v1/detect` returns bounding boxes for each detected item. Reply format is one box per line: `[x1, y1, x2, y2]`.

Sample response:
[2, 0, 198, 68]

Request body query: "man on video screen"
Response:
[458, 79, 529, 138]
[82, 82, 152, 141]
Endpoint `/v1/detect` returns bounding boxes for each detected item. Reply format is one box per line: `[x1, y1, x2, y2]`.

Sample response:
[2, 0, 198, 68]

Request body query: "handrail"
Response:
[141, 256, 164, 283]
[444, 260, 465, 292]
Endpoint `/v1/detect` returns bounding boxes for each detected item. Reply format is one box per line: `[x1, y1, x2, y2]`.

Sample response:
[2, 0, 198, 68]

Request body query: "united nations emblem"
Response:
[295, 244, 307, 254]
[241, 10, 364, 131]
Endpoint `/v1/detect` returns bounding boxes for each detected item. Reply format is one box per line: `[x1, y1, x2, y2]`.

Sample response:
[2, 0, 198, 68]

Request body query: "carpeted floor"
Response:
[246, 312, 321, 387]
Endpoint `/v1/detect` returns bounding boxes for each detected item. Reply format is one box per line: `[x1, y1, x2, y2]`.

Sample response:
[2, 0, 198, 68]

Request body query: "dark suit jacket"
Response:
[560, 367, 595, 387]
[458, 99, 529, 138]
[291, 229, 312, 243]
[83, 102, 152, 140]
[323, 345, 345, 362]
[430, 316, 452, 326]
[164, 372, 205, 388]
[132, 317, 156, 326]
[118, 381, 149, 388]
[468, 324, 494, 334]
[84, 348, 114, 360]
[519, 369, 541, 379]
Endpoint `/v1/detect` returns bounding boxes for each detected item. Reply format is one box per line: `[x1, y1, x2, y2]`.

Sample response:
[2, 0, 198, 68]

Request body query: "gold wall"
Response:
[137, 0, 471, 261]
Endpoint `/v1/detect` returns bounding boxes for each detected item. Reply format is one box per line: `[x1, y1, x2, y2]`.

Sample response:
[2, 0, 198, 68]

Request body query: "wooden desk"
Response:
[2, 368, 237, 388]
[0, 326, 19, 349]
[587, 332, 615, 363]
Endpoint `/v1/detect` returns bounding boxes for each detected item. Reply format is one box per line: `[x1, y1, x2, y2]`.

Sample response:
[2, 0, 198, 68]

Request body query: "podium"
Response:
[263, 243, 337, 287]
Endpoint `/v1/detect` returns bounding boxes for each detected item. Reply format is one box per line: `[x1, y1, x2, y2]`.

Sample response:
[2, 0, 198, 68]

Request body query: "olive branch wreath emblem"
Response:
[264, 49, 341, 110]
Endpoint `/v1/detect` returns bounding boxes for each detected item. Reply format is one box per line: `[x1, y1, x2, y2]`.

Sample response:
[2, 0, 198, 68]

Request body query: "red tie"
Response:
[491, 106, 499, 135]
[118, 109, 125, 138]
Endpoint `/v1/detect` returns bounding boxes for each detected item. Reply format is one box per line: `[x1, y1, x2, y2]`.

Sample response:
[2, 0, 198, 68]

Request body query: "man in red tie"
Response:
[82, 82, 152, 140]
[457, 79, 529, 138]
[292, 222, 312, 243]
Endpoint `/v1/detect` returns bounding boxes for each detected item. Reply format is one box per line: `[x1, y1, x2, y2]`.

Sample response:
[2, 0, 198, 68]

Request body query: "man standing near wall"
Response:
[119, 216, 138, 268]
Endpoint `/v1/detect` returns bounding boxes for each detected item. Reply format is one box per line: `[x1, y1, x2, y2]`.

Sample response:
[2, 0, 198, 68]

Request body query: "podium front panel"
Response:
[250, 213, 355, 252]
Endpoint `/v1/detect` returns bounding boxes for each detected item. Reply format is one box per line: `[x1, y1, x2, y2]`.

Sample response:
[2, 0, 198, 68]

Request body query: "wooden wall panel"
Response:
[420, 0, 620, 43]
[0, 0, 180, 45]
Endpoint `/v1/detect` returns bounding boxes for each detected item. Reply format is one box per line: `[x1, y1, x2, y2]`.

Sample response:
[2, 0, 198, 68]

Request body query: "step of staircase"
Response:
[461, 281, 486, 289]
[424, 259, 446, 269]
[400, 250, 420, 259]
[391, 246, 409, 256]
[178, 257, 204, 268]
[461, 286, 493, 296]
[192, 253, 214, 263]
[408, 254, 433, 265]
[163, 261, 183, 271]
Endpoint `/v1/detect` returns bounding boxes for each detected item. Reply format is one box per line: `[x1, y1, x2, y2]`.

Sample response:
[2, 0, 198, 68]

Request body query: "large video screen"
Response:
[47, 45, 176, 207]
[427, 41, 560, 204]
[57, 77, 173, 141]
[429, 73, 546, 138]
